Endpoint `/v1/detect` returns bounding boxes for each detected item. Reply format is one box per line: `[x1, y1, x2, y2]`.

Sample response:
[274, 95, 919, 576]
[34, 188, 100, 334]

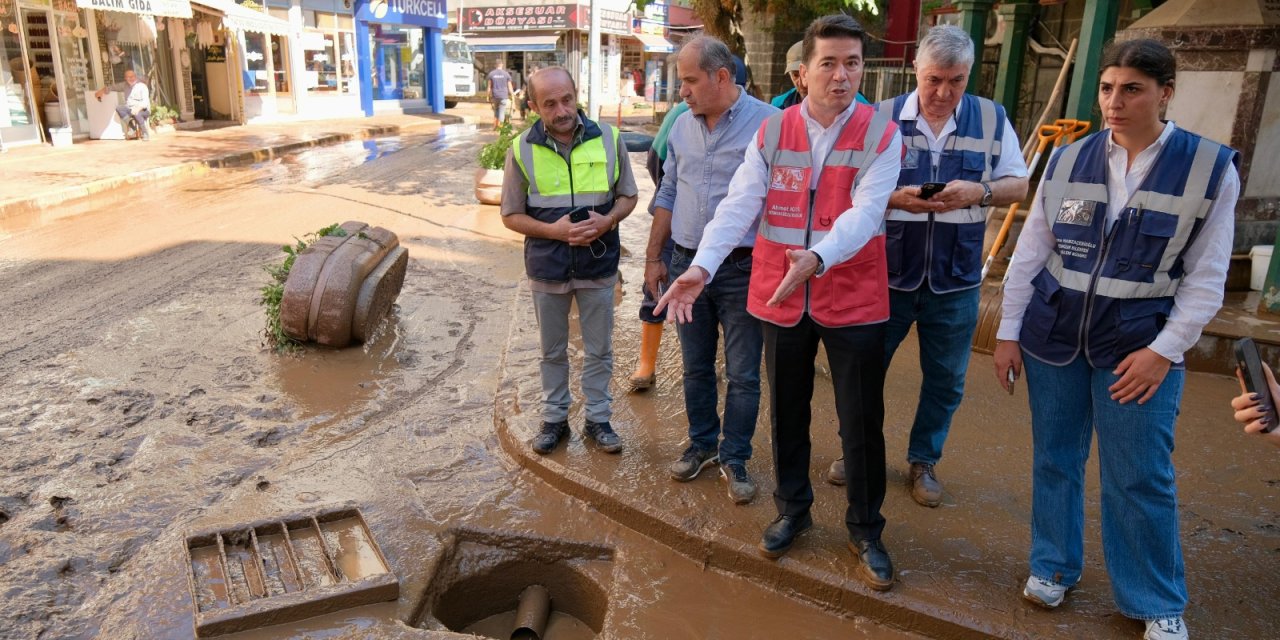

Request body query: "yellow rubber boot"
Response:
[628, 322, 663, 391]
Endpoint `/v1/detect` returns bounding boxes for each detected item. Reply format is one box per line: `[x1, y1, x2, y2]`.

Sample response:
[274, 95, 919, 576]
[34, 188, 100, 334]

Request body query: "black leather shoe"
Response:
[758, 513, 812, 559]
[848, 538, 895, 591]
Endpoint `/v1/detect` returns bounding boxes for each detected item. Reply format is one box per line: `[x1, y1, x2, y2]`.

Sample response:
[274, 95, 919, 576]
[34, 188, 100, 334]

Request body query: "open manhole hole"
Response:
[410, 527, 614, 639]
[185, 507, 398, 637]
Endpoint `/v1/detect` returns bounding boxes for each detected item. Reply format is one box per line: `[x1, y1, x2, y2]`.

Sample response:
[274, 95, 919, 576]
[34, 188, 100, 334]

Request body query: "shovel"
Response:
[972, 120, 1092, 354]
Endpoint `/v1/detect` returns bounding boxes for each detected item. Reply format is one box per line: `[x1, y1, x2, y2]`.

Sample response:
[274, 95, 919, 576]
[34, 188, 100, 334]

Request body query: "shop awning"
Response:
[76, 0, 193, 19]
[632, 33, 675, 53]
[467, 34, 560, 53]
[190, 0, 292, 36]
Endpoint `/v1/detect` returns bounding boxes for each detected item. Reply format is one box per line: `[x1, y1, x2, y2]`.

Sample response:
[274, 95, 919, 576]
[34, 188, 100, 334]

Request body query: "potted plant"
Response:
[475, 121, 516, 205]
[148, 104, 179, 135]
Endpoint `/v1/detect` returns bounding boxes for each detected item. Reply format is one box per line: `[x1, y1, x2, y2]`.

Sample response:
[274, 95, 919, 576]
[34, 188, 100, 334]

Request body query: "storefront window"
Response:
[304, 10, 355, 96]
[368, 23, 421, 101]
[97, 12, 157, 86]
[303, 30, 336, 91]
[243, 32, 289, 94]
[243, 31, 269, 93]
[2, 0, 37, 129]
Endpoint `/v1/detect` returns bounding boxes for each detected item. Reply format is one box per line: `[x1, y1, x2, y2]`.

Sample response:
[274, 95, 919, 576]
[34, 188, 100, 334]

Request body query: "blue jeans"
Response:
[883, 286, 980, 465]
[115, 106, 148, 138]
[1022, 353, 1187, 620]
[668, 248, 762, 464]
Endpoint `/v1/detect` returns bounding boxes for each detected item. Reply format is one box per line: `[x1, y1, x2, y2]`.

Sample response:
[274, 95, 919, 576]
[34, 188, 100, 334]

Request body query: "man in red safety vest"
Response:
[657, 14, 903, 591]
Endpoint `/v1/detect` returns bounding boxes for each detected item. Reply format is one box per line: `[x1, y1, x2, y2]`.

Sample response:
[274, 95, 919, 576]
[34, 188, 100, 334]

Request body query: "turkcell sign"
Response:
[356, 0, 447, 29]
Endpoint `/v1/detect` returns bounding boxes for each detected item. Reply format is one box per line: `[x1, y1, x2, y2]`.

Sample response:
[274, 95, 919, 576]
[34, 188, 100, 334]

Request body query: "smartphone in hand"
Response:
[569, 210, 590, 223]
[1235, 337, 1278, 433]
[919, 182, 946, 200]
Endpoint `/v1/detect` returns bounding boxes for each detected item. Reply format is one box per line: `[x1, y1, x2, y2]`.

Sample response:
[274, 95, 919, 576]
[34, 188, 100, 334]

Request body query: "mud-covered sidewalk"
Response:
[495, 210, 1280, 638]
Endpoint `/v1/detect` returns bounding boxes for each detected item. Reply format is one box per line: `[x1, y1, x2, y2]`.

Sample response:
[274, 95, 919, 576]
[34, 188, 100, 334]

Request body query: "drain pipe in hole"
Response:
[511, 584, 551, 640]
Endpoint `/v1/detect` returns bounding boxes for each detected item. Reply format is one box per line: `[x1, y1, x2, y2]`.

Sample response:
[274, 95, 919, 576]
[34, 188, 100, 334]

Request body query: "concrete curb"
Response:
[493, 409, 1016, 640]
[0, 115, 468, 222]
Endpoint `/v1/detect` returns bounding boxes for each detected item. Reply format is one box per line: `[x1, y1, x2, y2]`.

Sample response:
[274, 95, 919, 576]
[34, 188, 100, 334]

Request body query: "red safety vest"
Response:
[748, 103, 897, 327]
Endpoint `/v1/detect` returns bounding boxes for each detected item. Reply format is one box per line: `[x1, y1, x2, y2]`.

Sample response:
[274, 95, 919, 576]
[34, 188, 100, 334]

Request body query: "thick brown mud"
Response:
[0, 130, 916, 639]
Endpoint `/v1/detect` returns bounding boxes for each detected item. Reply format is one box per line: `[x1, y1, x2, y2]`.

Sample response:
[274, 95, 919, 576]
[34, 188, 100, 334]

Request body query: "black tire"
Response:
[444, 99, 458, 108]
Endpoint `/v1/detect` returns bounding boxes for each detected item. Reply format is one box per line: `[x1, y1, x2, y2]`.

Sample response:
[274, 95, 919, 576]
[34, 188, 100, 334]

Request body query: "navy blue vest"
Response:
[1019, 127, 1238, 368]
[879, 93, 1005, 292]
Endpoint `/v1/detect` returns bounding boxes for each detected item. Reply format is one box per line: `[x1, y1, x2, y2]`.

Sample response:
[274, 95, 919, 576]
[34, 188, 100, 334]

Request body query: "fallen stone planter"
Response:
[279, 221, 408, 348]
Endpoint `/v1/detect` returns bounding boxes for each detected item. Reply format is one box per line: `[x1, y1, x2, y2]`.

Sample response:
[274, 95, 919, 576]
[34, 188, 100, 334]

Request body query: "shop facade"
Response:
[458, 0, 643, 107]
[352, 0, 446, 115]
[1, 0, 195, 146]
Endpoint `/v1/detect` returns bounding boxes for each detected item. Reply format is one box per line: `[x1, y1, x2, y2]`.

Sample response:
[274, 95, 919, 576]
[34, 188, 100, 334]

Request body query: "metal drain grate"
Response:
[185, 507, 398, 637]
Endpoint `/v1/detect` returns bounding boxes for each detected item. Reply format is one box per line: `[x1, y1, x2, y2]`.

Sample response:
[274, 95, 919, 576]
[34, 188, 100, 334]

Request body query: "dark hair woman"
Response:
[992, 38, 1239, 640]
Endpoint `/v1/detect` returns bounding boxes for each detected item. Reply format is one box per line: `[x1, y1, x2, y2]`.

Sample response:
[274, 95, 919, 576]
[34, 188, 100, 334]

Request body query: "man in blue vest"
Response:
[826, 25, 1028, 507]
[500, 67, 639, 455]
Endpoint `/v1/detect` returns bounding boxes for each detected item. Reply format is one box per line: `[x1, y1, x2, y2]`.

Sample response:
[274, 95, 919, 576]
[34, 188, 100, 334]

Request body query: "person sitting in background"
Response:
[95, 68, 151, 140]
[1229, 361, 1280, 448]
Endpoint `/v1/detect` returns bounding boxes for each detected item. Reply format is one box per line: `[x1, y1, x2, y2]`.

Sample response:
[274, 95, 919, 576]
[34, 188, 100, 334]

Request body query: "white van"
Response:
[443, 35, 475, 108]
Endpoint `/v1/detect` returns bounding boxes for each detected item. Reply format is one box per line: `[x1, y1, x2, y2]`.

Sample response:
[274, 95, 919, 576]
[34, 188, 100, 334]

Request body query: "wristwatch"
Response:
[812, 251, 825, 276]
[979, 182, 993, 207]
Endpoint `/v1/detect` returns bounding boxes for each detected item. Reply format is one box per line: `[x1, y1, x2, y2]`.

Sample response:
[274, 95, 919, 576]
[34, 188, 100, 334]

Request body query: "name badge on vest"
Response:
[770, 167, 806, 193]
[902, 148, 920, 170]
[1056, 199, 1098, 227]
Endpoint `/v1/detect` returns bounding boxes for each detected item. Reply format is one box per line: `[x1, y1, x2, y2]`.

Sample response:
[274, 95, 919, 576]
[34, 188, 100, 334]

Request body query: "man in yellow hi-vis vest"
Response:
[500, 67, 639, 455]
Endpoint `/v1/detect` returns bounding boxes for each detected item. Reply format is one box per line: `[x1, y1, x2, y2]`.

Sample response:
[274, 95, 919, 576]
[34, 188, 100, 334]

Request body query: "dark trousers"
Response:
[763, 315, 887, 541]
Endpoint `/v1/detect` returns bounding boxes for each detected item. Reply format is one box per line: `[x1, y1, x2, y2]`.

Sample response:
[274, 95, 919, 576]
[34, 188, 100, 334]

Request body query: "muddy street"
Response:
[1, 127, 1276, 640]
[0, 129, 914, 639]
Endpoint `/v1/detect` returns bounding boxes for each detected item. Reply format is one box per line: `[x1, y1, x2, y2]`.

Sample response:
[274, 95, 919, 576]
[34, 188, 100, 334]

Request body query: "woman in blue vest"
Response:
[993, 39, 1239, 640]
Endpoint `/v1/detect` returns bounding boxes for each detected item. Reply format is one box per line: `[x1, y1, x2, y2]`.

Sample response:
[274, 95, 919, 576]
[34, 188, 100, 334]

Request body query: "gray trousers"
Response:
[531, 287, 614, 423]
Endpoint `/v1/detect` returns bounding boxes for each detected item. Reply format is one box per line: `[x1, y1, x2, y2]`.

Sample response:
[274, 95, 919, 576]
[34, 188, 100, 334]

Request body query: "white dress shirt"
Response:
[894, 89, 1029, 182]
[690, 98, 902, 282]
[999, 121, 1239, 363]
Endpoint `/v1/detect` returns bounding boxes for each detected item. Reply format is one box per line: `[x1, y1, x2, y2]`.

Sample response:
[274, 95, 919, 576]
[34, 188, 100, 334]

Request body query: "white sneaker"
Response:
[1144, 617, 1188, 640]
[1022, 575, 1068, 608]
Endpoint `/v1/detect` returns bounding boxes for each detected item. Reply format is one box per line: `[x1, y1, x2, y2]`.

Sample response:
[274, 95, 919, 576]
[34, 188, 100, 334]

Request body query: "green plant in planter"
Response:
[477, 115, 539, 170]
[148, 104, 178, 127]
[260, 223, 344, 353]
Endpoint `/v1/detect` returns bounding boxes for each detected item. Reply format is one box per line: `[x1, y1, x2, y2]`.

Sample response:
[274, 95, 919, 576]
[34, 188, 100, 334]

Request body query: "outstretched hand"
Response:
[654, 266, 708, 324]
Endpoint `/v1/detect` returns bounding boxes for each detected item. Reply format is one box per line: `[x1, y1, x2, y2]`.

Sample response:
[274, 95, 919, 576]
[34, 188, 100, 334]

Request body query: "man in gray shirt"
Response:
[94, 69, 151, 140]
[645, 36, 779, 503]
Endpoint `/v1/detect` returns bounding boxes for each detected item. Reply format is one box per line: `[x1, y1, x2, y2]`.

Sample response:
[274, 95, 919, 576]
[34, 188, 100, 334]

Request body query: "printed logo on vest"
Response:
[902, 148, 920, 170]
[1055, 199, 1097, 226]
[769, 167, 806, 193]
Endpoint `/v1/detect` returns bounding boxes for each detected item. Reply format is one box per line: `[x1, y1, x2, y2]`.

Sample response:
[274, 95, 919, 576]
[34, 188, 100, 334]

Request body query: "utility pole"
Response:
[588, 0, 601, 120]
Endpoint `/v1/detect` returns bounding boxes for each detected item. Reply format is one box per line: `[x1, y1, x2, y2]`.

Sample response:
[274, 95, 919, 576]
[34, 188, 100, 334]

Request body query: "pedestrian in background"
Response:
[658, 14, 902, 591]
[827, 25, 1029, 506]
[771, 41, 806, 109]
[95, 68, 152, 141]
[994, 38, 1239, 640]
[646, 35, 778, 504]
[487, 59, 515, 128]
[500, 67, 639, 455]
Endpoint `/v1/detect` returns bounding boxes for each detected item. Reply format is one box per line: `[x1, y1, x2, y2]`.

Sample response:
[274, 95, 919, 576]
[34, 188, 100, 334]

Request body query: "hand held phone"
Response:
[919, 182, 946, 200]
[569, 210, 590, 223]
[1234, 337, 1278, 433]
[1006, 369, 1016, 395]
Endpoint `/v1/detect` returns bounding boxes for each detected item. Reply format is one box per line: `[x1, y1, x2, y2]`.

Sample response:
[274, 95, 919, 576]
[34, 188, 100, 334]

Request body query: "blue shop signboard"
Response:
[355, 0, 448, 29]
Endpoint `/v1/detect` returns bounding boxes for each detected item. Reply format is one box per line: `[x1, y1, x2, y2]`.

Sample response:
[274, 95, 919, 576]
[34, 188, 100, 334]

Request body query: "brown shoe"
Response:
[826, 458, 846, 486]
[909, 462, 942, 507]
